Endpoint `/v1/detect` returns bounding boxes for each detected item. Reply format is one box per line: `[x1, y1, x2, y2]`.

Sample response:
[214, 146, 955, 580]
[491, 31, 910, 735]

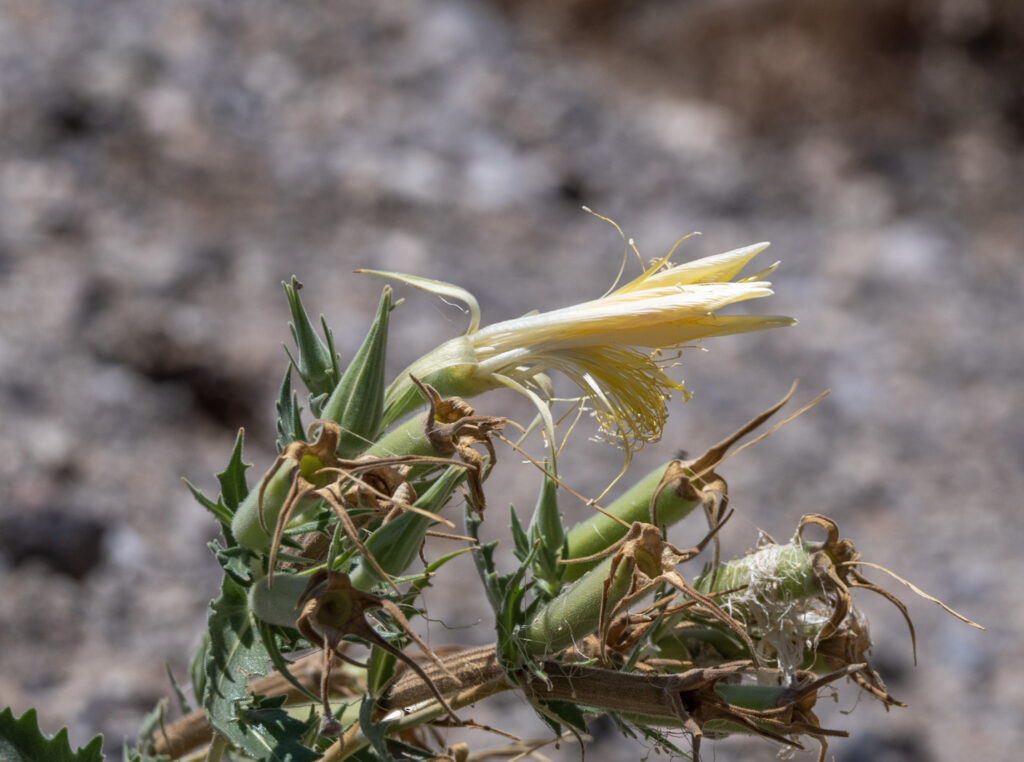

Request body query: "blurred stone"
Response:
[0, 509, 107, 580]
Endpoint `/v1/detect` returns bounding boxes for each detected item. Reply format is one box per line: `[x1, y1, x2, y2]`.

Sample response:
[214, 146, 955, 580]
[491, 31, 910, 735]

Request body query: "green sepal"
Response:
[284, 276, 340, 398]
[382, 336, 489, 427]
[320, 287, 394, 458]
[0, 707, 103, 762]
[257, 620, 320, 704]
[275, 366, 306, 453]
[400, 545, 476, 598]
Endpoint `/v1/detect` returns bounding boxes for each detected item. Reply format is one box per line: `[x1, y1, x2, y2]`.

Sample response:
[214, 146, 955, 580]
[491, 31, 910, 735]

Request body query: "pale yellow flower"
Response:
[362, 239, 794, 449]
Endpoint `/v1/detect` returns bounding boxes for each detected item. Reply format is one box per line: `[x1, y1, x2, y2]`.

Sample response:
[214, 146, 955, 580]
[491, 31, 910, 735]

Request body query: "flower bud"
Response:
[320, 287, 393, 458]
[283, 276, 339, 398]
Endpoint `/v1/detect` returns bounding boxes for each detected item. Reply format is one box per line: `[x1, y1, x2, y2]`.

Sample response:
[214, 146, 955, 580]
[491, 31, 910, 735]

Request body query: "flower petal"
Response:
[614, 242, 771, 293]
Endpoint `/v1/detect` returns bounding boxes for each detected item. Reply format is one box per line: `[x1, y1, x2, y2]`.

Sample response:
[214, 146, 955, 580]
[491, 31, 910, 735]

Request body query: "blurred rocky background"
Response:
[1, 0, 1021, 759]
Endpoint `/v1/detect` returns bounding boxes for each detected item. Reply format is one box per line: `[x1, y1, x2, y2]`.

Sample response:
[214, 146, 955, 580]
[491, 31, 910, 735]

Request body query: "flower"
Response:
[361, 238, 794, 450]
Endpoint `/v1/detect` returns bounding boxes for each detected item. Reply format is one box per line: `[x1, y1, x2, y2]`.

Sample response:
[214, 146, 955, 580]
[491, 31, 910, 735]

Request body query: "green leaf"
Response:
[182, 478, 233, 528]
[216, 430, 252, 513]
[275, 366, 306, 453]
[209, 540, 257, 587]
[365, 646, 397, 699]
[466, 510, 537, 673]
[527, 470, 566, 597]
[509, 505, 531, 563]
[358, 696, 394, 762]
[203, 576, 318, 761]
[128, 701, 171, 762]
[0, 707, 103, 762]
[122, 738, 170, 762]
[189, 634, 210, 709]
[257, 620, 320, 704]
[534, 699, 589, 736]
[165, 663, 192, 715]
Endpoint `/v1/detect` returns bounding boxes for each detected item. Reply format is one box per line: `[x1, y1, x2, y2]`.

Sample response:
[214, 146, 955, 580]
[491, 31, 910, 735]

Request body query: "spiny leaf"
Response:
[534, 699, 589, 737]
[189, 633, 210, 710]
[203, 576, 318, 761]
[509, 505, 531, 563]
[165, 663, 192, 715]
[208, 540, 256, 587]
[275, 366, 306, 453]
[183, 478, 232, 527]
[0, 707, 103, 762]
[127, 700, 171, 762]
[216, 429, 251, 513]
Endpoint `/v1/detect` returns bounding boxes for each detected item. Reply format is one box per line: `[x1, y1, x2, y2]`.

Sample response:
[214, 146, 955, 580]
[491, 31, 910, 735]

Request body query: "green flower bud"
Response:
[320, 287, 393, 458]
[283, 276, 340, 398]
[527, 469, 566, 596]
[229, 455, 323, 553]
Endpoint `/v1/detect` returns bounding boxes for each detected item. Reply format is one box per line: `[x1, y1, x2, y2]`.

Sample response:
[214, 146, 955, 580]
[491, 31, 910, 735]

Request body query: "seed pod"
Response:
[562, 462, 703, 582]
[520, 552, 633, 656]
[249, 570, 311, 628]
[230, 456, 304, 553]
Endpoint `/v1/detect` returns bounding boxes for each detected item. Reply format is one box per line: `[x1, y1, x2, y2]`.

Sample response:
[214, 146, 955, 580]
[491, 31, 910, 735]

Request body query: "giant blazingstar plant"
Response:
[363, 238, 794, 450]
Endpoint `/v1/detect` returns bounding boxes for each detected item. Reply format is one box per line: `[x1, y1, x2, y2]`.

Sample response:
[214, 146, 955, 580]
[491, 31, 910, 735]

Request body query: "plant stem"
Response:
[203, 733, 227, 762]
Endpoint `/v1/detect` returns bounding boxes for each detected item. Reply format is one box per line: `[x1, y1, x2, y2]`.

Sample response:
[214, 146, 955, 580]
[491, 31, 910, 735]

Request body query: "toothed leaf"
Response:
[216, 430, 251, 513]
[0, 707, 103, 762]
[203, 576, 318, 761]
